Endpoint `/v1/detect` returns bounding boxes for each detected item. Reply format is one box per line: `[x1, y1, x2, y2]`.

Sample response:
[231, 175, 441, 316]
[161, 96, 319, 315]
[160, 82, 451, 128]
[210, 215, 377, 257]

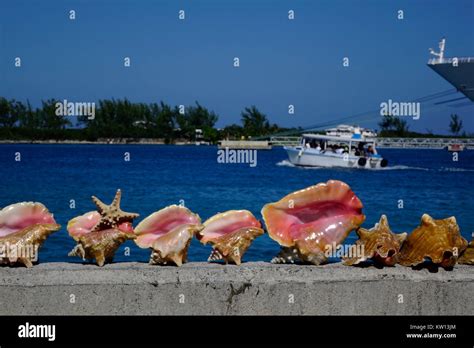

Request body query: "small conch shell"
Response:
[134, 205, 201, 266]
[68, 227, 135, 267]
[0, 202, 60, 267]
[67, 189, 139, 266]
[399, 214, 467, 269]
[261, 180, 365, 265]
[343, 215, 407, 266]
[458, 240, 474, 265]
[197, 210, 263, 265]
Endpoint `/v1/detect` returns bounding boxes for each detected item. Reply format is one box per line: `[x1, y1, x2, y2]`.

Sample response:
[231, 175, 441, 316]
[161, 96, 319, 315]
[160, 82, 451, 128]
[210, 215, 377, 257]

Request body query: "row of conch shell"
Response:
[133, 207, 264, 266]
[2, 182, 472, 268]
[0, 202, 60, 267]
[342, 214, 468, 269]
[261, 180, 470, 269]
[66, 190, 264, 266]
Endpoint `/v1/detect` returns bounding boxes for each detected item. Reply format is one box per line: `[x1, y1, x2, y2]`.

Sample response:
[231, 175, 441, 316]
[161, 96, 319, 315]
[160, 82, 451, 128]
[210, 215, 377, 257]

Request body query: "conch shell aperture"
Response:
[197, 210, 264, 265]
[343, 215, 407, 266]
[262, 180, 365, 265]
[134, 205, 201, 266]
[0, 202, 60, 267]
[67, 189, 139, 266]
[399, 214, 467, 269]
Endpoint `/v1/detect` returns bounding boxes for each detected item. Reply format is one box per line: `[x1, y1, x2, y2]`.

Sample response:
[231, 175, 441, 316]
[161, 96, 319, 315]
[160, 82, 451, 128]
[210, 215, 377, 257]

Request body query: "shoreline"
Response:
[1, 138, 473, 150]
[0, 139, 183, 145]
[1, 262, 472, 315]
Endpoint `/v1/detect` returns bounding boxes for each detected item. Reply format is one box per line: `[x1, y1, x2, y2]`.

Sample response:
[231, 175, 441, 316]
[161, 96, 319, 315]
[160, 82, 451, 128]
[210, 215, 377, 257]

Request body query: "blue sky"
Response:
[1, 0, 473, 133]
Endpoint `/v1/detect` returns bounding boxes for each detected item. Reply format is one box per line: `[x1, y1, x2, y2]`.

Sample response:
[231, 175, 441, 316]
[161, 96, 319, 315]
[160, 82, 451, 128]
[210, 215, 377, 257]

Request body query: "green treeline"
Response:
[0, 97, 297, 143]
[378, 114, 468, 138]
[1, 97, 466, 142]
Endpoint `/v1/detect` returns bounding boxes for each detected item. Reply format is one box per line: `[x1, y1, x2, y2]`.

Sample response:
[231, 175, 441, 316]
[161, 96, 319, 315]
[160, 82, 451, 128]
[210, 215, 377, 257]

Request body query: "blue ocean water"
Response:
[0, 144, 473, 264]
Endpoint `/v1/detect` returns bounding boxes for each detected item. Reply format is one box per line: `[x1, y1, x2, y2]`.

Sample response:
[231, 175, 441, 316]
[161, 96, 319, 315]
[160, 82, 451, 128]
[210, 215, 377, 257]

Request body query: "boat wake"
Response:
[276, 160, 298, 168]
[276, 160, 325, 169]
[276, 161, 429, 171]
[438, 167, 474, 172]
[378, 165, 429, 171]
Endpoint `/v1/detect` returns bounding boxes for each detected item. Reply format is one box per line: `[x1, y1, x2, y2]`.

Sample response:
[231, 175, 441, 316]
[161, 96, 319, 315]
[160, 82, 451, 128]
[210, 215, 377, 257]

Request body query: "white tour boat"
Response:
[284, 127, 388, 169]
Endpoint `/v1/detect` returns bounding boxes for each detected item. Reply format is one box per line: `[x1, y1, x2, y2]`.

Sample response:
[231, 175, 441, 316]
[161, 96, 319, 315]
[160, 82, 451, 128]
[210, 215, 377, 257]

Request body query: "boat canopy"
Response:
[301, 134, 376, 143]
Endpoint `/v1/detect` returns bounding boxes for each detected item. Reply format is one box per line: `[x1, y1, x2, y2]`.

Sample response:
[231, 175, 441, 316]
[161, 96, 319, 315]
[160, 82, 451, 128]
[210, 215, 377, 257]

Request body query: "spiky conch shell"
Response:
[261, 180, 365, 265]
[67, 212, 136, 267]
[343, 215, 407, 266]
[68, 224, 136, 267]
[134, 205, 202, 266]
[458, 240, 474, 265]
[399, 214, 467, 269]
[67, 190, 139, 267]
[0, 202, 60, 267]
[197, 210, 264, 265]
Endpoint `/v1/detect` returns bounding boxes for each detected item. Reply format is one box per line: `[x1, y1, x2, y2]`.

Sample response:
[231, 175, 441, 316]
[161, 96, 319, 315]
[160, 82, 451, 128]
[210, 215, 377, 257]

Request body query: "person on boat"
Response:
[367, 145, 375, 155]
[320, 140, 327, 151]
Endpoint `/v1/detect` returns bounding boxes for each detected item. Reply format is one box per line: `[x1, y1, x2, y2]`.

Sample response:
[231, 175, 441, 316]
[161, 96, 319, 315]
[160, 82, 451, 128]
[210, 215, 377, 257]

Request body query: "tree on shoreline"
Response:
[0, 97, 20, 128]
[449, 114, 463, 136]
[378, 114, 410, 137]
[40, 99, 72, 130]
[241, 106, 273, 137]
[176, 101, 219, 140]
[18, 100, 41, 129]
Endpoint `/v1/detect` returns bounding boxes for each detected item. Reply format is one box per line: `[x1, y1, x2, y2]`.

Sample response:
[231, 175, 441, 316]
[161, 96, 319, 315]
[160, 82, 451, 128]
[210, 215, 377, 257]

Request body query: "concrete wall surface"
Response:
[0, 262, 472, 315]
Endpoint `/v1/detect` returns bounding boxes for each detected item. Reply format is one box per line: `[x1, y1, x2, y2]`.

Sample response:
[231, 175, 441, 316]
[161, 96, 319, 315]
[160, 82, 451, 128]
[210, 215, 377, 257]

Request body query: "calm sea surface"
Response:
[0, 144, 473, 263]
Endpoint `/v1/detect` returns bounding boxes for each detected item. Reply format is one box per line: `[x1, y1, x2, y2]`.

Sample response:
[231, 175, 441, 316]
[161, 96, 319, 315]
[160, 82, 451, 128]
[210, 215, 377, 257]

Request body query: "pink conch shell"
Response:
[0, 202, 56, 237]
[197, 210, 264, 265]
[343, 215, 407, 266]
[67, 189, 139, 267]
[261, 180, 365, 265]
[0, 202, 60, 267]
[399, 214, 467, 269]
[134, 205, 201, 266]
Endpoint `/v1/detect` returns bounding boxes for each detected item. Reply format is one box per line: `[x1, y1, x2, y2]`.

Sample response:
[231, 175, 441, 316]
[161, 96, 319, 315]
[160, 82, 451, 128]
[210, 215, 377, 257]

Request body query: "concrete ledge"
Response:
[218, 140, 272, 149]
[0, 262, 472, 315]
